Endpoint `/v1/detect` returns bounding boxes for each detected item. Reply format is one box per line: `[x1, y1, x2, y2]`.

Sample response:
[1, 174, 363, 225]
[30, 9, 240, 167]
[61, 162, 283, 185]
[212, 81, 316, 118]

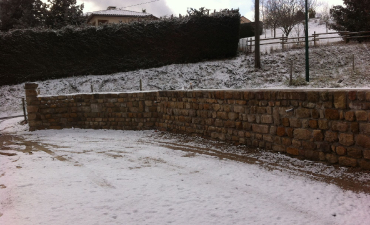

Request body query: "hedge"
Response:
[239, 21, 263, 39]
[0, 10, 240, 85]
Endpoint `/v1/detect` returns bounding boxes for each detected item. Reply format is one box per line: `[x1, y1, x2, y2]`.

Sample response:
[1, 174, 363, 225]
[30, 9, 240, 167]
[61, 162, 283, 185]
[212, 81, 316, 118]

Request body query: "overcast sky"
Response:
[76, 0, 345, 20]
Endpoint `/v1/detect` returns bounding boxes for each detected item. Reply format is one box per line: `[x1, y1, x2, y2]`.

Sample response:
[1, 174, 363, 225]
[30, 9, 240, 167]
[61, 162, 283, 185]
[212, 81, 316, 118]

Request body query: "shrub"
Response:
[0, 9, 240, 85]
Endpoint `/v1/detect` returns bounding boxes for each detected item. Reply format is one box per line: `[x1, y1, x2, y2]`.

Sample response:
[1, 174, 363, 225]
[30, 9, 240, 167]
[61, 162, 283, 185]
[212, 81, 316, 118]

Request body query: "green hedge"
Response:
[239, 21, 263, 38]
[0, 11, 240, 85]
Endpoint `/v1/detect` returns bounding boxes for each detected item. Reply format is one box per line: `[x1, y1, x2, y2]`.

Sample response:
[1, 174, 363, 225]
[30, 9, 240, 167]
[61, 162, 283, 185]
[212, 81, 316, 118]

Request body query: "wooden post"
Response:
[282, 34, 285, 50]
[250, 38, 252, 52]
[289, 61, 293, 86]
[254, 0, 261, 69]
[298, 33, 300, 45]
[22, 98, 27, 122]
[314, 31, 317, 47]
[352, 54, 355, 74]
[90, 84, 93, 93]
[140, 79, 142, 91]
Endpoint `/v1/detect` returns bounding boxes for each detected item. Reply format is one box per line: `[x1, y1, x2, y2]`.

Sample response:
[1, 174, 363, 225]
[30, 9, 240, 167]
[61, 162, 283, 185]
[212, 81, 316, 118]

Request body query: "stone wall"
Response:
[25, 83, 370, 169]
[25, 83, 158, 131]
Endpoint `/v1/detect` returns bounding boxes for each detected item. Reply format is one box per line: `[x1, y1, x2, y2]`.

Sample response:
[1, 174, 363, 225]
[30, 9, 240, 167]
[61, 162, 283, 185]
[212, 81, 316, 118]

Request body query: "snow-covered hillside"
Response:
[239, 19, 341, 53]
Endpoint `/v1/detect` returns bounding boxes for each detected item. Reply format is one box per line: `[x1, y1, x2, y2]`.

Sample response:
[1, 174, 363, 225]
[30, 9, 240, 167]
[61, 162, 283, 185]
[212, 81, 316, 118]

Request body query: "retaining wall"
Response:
[25, 83, 370, 169]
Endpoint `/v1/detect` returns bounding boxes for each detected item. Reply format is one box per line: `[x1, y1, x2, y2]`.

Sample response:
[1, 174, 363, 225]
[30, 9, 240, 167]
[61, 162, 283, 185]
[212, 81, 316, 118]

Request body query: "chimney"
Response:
[107, 6, 116, 10]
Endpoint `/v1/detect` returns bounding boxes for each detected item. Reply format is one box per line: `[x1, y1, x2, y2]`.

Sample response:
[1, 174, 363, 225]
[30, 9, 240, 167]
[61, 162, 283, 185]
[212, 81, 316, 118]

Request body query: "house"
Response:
[87, 6, 158, 26]
[240, 16, 251, 24]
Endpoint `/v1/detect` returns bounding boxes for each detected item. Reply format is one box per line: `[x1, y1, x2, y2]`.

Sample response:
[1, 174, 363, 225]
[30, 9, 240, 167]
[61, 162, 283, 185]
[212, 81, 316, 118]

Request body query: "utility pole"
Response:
[255, 0, 261, 69]
[305, 0, 309, 82]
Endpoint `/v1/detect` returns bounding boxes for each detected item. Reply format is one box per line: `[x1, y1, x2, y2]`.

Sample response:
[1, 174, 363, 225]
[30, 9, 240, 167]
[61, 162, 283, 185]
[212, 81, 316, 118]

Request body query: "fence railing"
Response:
[0, 98, 27, 122]
[239, 31, 370, 53]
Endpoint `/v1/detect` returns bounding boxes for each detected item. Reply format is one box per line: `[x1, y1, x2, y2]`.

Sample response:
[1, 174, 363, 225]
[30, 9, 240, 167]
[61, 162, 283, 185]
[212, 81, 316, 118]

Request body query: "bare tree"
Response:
[275, 0, 305, 37]
[320, 2, 331, 32]
[264, 0, 279, 38]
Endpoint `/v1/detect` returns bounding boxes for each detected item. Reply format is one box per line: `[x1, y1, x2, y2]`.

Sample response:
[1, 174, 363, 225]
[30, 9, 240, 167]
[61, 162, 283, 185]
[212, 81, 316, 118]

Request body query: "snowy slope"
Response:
[1, 20, 370, 118]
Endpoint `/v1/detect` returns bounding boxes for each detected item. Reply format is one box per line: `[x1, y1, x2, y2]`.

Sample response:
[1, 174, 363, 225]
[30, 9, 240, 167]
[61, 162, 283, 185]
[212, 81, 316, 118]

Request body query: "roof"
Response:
[91, 9, 152, 17]
[87, 9, 155, 23]
[241, 16, 251, 23]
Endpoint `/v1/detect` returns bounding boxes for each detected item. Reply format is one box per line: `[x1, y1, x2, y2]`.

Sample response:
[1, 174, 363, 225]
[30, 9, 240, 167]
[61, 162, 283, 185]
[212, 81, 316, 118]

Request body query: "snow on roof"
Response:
[90, 9, 153, 17]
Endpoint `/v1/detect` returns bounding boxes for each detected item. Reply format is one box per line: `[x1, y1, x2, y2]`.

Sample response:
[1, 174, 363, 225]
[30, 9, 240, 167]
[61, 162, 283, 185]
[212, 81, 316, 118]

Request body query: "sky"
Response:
[74, 0, 345, 20]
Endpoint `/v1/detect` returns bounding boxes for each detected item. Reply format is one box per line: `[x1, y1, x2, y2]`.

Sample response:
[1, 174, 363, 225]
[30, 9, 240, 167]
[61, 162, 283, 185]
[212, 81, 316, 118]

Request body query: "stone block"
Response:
[247, 115, 256, 123]
[263, 134, 273, 142]
[305, 150, 319, 160]
[345, 111, 355, 121]
[270, 126, 277, 135]
[281, 118, 290, 127]
[307, 92, 319, 102]
[347, 147, 362, 159]
[224, 120, 235, 128]
[289, 118, 301, 128]
[261, 115, 273, 124]
[336, 146, 346, 155]
[338, 157, 357, 167]
[355, 110, 367, 121]
[27, 106, 39, 113]
[302, 141, 316, 150]
[224, 92, 233, 99]
[252, 124, 269, 134]
[325, 109, 340, 120]
[217, 112, 228, 120]
[272, 144, 286, 152]
[296, 108, 311, 118]
[308, 120, 318, 129]
[292, 139, 301, 147]
[359, 160, 370, 170]
[293, 129, 311, 140]
[272, 108, 280, 125]
[228, 112, 238, 120]
[312, 109, 320, 119]
[338, 133, 354, 146]
[233, 105, 245, 113]
[326, 154, 338, 164]
[277, 127, 286, 136]
[356, 134, 370, 148]
[282, 137, 291, 146]
[313, 130, 323, 141]
[25, 89, 38, 97]
[286, 128, 294, 137]
[287, 147, 299, 155]
[363, 150, 370, 160]
[25, 83, 39, 89]
[334, 92, 347, 109]
[331, 121, 349, 132]
[359, 123, 370, 134]
[348, 91, 357, 101]
[325, 131, 338, 142]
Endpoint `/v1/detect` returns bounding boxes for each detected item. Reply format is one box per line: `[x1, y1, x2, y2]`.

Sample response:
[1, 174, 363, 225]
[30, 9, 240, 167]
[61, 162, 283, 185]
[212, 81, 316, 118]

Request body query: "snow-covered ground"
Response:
[239, 19, 342, 53]
[1, 117, 370, 225]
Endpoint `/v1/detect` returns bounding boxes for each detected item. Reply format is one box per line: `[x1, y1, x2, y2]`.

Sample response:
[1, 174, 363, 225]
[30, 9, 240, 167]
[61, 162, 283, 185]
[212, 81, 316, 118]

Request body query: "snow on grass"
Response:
[239, 18, 342, 53]
[0, 117, 370, 225]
